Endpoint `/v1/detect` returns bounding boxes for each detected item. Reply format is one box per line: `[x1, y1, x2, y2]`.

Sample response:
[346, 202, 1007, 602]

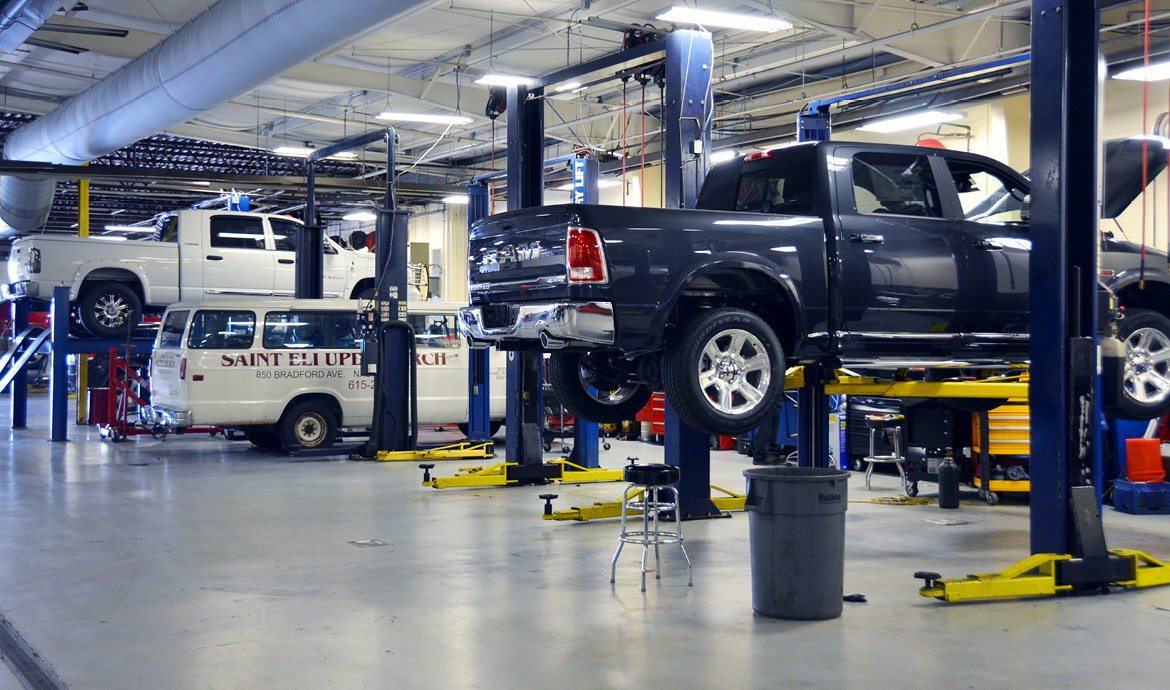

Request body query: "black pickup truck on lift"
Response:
[459, 138, 1170, 435]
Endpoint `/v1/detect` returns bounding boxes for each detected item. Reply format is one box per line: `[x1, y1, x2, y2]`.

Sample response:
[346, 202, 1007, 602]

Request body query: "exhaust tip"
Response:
[539, 331, 567, 349]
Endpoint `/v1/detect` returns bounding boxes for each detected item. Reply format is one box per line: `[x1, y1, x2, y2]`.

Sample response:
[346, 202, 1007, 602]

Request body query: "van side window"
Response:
[188, 310, 256, 349]
[406, 313, 459, 349]
[209, 216, 266, 250]
[159, 310, 190, 348]
[851, 152, 942, 218]
[263, 311, 361, 350]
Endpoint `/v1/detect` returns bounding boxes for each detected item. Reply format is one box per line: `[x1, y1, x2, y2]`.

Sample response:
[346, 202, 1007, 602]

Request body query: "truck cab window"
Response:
[209, 216, 266, 250]
[188, 310, 255, 349]
[851, 153, 942, 218]
[735, 168, 817, 216]
[946, 161, 1026, 224]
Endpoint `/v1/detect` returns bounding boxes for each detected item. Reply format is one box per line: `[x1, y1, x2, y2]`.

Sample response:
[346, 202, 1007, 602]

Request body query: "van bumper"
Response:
[142, 406, 193, 428]
[456, 302, 615, 348]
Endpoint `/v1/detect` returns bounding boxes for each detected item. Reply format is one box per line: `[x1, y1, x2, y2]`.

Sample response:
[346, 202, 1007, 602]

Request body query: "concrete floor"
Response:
[1, 395, 1169, 689]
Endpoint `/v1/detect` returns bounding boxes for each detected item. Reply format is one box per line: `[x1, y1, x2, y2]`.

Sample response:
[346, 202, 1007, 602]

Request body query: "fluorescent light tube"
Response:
[709, 149, 738, 163]
[1114, 61, 1170, 81]
[376, 112, 473, 125]
[857, 111, 963, 133]
[656, 7, 791, 32]
[554, 82, 582, 92]
[343, 211, 377, 222]
[475, 74, 532, 87]
[272, 146, 314, 157]
[441, 195, 469, 204]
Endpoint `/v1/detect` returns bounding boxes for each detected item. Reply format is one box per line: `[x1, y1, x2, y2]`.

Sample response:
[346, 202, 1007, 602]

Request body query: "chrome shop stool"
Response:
[610, 462, 693, 591]
[863, 413, 909, 492]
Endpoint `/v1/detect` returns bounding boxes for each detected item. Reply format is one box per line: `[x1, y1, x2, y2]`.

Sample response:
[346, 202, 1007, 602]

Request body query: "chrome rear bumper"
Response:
[457, 301, 615, 348]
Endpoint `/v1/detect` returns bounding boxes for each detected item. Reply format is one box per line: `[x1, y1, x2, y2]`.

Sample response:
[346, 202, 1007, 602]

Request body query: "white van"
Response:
[144, 298, 506, 449]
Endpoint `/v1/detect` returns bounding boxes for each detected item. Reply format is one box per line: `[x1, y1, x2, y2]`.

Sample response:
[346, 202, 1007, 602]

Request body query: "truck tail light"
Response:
[28, 247, 40, 274]
[566, 226, 608, 284]
[179, 357, 187, 381]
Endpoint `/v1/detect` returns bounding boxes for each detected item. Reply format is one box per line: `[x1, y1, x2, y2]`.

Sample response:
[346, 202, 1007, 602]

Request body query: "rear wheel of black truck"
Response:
[547, 351, 653, 424]
[662, 307, 785, 436]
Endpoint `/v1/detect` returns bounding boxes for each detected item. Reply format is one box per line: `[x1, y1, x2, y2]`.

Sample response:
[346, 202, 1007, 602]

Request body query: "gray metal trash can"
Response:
[742, 466, 849, 620]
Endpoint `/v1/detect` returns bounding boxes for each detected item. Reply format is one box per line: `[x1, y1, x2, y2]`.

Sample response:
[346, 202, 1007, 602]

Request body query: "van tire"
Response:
[78, 282, 141, 338]
[279, 402, 337, 449]
[240, 425, 282, 449]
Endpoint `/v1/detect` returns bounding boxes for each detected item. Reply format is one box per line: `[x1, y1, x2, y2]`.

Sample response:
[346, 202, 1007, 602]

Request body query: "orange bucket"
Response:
[1125, 437, 1166, 483]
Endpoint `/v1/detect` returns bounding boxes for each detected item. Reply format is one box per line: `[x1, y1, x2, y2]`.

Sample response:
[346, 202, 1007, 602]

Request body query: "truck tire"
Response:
[1115, 308, 1170, 420]
[457, 422, 503, 437]
[547, 351, 653, 424]
[78, 282, 142, 338]
[662, 308, 785, 435]
[279, 401, 337, 449]
[240, 425, 282, 449]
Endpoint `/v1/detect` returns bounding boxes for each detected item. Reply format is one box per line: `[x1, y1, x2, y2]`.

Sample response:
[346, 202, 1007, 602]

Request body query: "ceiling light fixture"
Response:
[709, 149, 738, 163]
[376, 111, 473, 125]
[656, 7, 792, 32]
[343, 211, 377, 222]
[1114, 61, 1170, 81]
[857, 111, 963, 133]
[102, 225, 151, 233]
[554, 81, 582, 92]
[441, 195, 469, 204]
[272, 146, 314, 157]
[474, 74, 533, 87]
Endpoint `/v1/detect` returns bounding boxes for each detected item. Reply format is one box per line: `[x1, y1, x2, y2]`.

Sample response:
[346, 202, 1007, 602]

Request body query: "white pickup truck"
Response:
[6, 209, 377, 338]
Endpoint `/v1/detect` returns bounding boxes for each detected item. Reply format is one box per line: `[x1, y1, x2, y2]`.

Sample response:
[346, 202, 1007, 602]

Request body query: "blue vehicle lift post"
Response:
[464, 183, 494, 444]
[9, 299, 28, 429]
[659, 30, 720, 517]
[567, 154, 601, 469]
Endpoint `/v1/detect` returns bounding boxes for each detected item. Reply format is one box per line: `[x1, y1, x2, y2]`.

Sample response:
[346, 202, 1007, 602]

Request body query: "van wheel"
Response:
[78, 282, 141, 338]
[662, 308, 785, 436]
[240, 425, 282, 449]
[280, 402, 337, 449]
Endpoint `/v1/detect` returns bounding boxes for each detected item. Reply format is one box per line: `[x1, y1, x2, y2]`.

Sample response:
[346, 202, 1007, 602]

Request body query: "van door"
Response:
[407, 311, 467, 425]
[202, 215, 277, 297]
[270, 219, 349, 297]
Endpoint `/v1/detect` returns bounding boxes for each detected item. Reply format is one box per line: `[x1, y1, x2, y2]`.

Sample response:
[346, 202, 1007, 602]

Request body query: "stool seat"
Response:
[611, 463, 692, 591]
[623, 463, 679, 486]
[864, 413, 905, 430]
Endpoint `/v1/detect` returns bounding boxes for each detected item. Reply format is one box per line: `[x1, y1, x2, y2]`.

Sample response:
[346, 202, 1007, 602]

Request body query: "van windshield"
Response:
[188, 310, 256, 349]
[159, 310, 189, 349]
[263, 311, 361, 349]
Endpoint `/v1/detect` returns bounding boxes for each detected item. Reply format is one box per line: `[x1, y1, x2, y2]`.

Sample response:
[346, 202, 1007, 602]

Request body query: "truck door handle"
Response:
[850, 233, 884, 244]
[973, 239, 1004, 251]
[206, 255, 223, 261]
[278, 258, 295, 264]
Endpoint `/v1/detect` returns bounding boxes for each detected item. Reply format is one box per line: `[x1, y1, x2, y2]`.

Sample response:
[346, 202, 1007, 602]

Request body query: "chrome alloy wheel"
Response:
[577, 360, 638, 406]
[1124, 325, 1170, 405]
[696, 328, 772, 415]
[93, 293, 131, 328]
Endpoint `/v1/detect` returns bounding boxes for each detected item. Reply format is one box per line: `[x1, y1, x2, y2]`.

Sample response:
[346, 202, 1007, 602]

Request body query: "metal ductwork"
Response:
[0, 0, 438, 235]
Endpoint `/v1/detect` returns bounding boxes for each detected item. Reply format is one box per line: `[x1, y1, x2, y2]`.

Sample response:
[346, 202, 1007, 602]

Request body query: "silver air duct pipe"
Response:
[0, 0, 437, 235]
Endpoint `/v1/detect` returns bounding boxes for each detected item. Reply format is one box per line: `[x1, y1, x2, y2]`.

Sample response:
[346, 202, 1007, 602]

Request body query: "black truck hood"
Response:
[1101, 136, 1170, 219]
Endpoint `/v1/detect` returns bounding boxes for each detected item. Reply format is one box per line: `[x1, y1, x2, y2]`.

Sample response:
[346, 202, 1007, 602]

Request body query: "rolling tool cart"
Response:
[971, 400, 1031, 505]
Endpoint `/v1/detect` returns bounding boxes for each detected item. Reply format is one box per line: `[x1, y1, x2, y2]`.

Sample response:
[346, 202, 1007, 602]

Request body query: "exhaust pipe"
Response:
[540, 332, 568, 349]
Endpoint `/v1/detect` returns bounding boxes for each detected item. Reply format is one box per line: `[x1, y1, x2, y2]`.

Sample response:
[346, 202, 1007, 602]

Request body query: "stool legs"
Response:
[611, 484, 692, 591]
[863, 426, 908, 492]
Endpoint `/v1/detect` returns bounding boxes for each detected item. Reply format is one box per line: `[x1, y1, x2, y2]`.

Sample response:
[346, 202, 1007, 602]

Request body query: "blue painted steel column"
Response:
[568, 153, 601, 468]
[1028, 0, 1101, 555]
[465, 183, 493, 442]
[9, 299, 27, 428]
[504, 84, 547, 469]
[49, 286, 70, 441]
[661, 29, 720, 517]
[797, 366, 830, 468]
